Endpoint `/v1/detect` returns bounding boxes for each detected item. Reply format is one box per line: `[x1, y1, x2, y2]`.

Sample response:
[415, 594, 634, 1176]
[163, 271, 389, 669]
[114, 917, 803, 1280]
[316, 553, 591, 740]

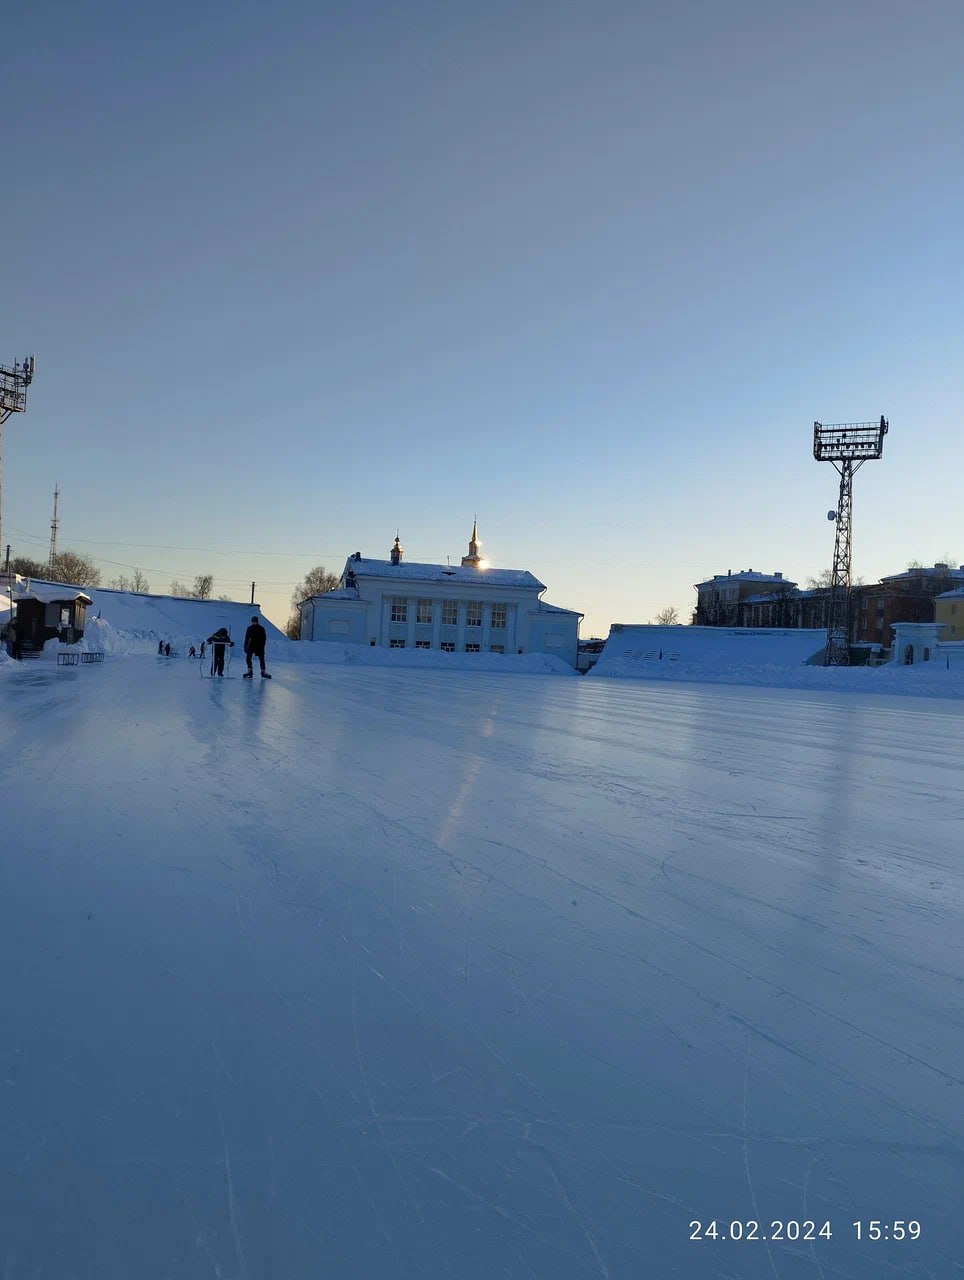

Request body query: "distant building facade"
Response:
[933, 585, 964, 641]
[693, 570, 796, 626]
[742, 587, 831, 631]
[298, 524, 583, 667]
[695, 562, 964, 654]
[853, 564, 964, 645]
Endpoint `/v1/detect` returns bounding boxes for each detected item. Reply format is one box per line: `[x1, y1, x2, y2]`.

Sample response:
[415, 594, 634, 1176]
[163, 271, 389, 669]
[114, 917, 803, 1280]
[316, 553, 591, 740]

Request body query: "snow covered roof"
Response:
[695, 570, 793, 588]
[341, 557, 546, 590]
[936, 586, 964, 599]
[881, 565, 964, 583]
[16, 587, 92, 605]
[536, 601, 583, 616]
[307, 587, 360, 602]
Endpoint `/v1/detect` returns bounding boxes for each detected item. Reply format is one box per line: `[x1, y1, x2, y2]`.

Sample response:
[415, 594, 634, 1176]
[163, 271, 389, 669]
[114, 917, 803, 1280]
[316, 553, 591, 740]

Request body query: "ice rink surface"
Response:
[1, 659, 962, 1278]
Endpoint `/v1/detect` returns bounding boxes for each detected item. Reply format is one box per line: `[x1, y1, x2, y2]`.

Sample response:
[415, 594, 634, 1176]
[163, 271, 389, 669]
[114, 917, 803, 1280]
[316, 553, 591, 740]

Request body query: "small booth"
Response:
[13, 588, 92, 654]
[890, 621, 944, 666]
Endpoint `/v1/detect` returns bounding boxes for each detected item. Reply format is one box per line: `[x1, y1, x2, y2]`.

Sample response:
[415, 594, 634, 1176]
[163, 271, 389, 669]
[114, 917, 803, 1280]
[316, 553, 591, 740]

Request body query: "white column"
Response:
[431, 599, 441, 649]
[456, 602, 467, 651]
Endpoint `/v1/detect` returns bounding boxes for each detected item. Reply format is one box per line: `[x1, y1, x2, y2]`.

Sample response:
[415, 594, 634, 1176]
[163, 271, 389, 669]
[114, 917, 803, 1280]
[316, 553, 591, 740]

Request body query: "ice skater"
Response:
[243, 614, 271, 678]
[205, 627, 234, 676]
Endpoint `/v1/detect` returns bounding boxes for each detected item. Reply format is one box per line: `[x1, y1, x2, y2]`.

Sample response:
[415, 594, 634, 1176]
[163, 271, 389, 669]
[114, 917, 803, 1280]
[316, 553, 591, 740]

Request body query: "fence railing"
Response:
[57, 651, 104, 667]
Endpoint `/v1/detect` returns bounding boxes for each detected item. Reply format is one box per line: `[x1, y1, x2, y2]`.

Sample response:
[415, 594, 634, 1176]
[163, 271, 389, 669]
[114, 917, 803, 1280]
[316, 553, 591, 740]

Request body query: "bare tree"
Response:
[806, 568, 863, 589]
[653, 606, 680, 625]
[9, 555, 47, 578]
[108, 568, 151, 593]
[287, 564, 341, 638]
[50, 550, 101, 587]
[170, 574, 214, 599]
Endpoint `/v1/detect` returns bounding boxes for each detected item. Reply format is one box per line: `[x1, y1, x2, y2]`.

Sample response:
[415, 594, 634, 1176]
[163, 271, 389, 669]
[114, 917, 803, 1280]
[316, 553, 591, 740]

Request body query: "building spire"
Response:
[461, 517, 483, 568]
[390, 532, 403, 566]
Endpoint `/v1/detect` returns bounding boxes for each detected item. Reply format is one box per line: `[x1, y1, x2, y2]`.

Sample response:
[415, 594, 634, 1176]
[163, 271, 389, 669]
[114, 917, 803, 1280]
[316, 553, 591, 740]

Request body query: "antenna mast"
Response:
[0, 355, 36, 561]
[812, 415, 888, 665]
[48, 484, 60, 571]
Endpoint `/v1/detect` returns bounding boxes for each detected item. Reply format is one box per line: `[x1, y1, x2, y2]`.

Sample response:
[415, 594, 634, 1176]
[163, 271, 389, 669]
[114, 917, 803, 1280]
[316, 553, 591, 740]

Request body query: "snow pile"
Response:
[78, 584, 289, 646]
[590, 624, 964, 698]
[292, 639, 576, 675]
[592, 625, 826, 674]
[65, 616, 574, 675]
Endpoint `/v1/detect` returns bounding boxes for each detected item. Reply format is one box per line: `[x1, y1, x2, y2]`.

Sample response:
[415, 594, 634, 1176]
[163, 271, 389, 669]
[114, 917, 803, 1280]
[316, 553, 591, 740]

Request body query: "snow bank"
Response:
[593, 624, 827, 671]
[590, 624, 964, 698]
[50, 615, 575, 676]
[290, 639, 576, 675]
[80, 584, 289, 645]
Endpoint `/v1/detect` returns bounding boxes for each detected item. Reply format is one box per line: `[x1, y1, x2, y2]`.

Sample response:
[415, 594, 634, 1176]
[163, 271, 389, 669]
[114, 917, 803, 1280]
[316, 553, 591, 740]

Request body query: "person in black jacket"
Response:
[243, 615, 270, 678]
[206, 627, 234, 676]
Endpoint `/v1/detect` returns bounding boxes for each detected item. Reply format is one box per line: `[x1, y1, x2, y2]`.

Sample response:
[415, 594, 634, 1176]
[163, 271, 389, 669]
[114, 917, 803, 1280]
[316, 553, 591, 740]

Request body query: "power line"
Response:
[5, 526, 344, 559]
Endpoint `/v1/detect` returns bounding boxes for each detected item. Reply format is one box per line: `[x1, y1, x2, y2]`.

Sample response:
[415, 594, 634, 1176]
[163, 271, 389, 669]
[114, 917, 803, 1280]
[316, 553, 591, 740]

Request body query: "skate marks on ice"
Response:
[0, 661, 962, 1276]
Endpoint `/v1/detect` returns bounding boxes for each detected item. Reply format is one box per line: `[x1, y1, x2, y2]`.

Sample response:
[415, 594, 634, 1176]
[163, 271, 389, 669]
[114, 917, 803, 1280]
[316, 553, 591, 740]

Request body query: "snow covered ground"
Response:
[1, 658, 961, 1278]
[592, 625, 964, 699]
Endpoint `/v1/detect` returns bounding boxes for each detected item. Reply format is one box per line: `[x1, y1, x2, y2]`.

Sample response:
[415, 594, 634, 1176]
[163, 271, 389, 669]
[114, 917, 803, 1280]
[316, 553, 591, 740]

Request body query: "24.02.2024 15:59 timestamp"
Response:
[689, 1221, 921, 1242]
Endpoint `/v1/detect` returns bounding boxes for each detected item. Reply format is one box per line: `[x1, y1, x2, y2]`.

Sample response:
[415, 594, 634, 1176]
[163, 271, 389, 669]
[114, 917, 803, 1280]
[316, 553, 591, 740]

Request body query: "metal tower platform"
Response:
[813, 415, 888, 666]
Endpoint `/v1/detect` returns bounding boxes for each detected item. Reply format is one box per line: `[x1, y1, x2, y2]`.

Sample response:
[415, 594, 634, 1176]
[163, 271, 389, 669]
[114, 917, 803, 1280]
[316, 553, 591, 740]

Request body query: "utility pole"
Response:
[0, 355, 36, 559]
[813, 416, 888, 665]
[250, 581, 255, 605]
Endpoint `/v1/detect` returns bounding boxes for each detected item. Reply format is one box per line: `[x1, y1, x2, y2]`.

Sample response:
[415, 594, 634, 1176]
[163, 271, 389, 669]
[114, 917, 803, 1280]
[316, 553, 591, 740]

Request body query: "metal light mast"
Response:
[0, 355, 36, 560]
[813, 415, 888, 666]
[48, 484, 60, 571]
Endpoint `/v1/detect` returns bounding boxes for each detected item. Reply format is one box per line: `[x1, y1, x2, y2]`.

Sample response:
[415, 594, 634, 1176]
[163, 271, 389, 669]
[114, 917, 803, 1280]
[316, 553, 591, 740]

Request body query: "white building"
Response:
[298, 524, 582, 667]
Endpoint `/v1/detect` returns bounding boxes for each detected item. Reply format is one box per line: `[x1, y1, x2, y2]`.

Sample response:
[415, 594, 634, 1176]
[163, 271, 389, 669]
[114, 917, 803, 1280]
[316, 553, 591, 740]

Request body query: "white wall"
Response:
[303, 578, 580, 665]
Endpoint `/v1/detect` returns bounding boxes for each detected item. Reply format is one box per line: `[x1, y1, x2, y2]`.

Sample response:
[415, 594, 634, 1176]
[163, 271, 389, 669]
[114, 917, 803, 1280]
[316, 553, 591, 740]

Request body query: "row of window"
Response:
[390, 598, 507, 629]
[389, 639, 505, 653]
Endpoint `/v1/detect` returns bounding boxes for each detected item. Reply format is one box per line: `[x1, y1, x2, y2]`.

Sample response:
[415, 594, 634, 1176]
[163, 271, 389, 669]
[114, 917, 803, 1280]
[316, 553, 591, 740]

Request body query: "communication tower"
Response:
[49, 484, 60, 570]
[0, 355, 36, 558]
[812, 415, 888, 665]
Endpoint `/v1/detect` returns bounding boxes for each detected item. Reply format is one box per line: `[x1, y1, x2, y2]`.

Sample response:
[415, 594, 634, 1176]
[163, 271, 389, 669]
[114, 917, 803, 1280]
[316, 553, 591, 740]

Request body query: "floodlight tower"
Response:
[813, 415, 888, 666]
[0, 355, 36, 560]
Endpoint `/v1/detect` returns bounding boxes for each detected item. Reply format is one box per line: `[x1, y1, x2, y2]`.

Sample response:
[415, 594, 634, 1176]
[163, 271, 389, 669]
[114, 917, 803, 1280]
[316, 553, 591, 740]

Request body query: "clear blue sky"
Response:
[4, 0, 963, 634]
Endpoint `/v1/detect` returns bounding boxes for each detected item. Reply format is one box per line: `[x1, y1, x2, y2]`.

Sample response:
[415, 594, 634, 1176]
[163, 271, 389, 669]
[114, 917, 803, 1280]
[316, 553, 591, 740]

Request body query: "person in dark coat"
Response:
[3, 619, 21, 660]
[205, 627, 234, 676]
[243, 614, 270, 678]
